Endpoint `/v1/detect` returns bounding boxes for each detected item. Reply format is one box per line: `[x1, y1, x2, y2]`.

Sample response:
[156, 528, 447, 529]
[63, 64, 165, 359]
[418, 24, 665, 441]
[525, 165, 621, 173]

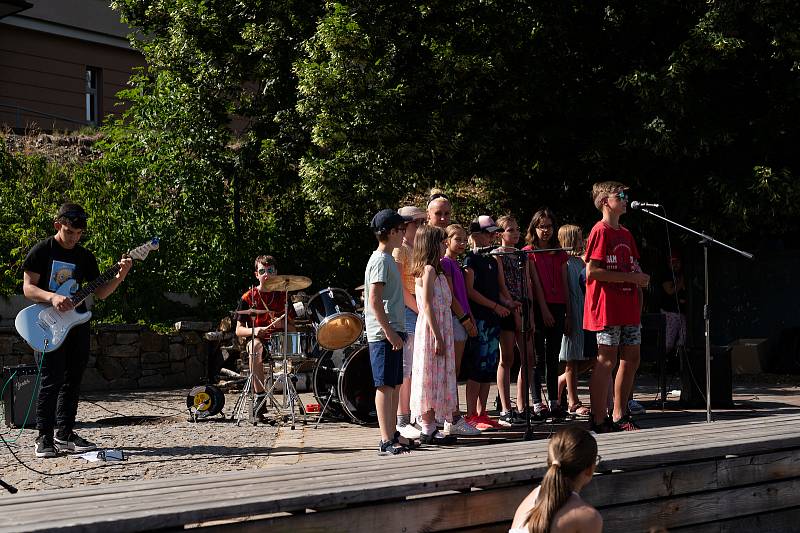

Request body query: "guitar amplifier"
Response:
[1, 365, 40, 428]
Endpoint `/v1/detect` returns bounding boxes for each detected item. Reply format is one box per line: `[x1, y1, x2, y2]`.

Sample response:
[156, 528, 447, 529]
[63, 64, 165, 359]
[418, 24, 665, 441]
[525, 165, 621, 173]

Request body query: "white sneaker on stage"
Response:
[398, 422, 422, 440]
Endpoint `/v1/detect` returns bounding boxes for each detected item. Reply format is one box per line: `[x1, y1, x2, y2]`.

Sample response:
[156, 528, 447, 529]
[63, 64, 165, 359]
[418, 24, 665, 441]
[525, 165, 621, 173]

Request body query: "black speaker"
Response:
[680, 346, 733, 408]
[640, 313, 666, 362]
[1, 365, 40, 428]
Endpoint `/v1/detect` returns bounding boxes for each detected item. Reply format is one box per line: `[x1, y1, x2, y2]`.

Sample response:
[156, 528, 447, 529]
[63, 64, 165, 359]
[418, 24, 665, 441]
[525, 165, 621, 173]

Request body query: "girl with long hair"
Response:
[410, 224, 458, 444]
[556, 225, 594, 417]
[494, 215, 534, 426]
[523, 207, 570, 420]
[510, 426, 602, 533]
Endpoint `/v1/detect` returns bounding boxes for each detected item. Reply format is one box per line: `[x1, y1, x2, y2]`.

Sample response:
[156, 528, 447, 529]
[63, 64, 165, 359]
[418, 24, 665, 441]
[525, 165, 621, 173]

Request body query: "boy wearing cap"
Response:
[365, 209, 413, 454]
[392, 206, 427, 440]
[22, 203, 132, 458]
[463, 216, 512, 430]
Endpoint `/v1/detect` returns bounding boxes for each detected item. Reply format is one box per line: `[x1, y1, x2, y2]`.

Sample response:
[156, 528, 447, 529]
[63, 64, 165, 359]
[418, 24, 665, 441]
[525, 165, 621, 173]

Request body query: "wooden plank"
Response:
[672, 506, 800, 533]
[8, 412, 800, 509]
[4, 425, 800, 525]
[6, 445, 800, 533]
[168, 451, 800, 533]
[5, 415, 800, 532]
[600, 477, 800, 532]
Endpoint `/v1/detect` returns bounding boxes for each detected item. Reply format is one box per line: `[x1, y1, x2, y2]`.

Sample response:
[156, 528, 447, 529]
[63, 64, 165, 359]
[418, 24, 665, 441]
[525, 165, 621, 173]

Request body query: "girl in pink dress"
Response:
[410, 224, 458, 444]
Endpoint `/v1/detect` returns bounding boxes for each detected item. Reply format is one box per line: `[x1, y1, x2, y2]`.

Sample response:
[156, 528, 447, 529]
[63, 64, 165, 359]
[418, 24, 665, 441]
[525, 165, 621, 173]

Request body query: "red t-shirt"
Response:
[523, 245, 568, 304]
[237, 289, 294, 335]
[583, 221, 641, 331]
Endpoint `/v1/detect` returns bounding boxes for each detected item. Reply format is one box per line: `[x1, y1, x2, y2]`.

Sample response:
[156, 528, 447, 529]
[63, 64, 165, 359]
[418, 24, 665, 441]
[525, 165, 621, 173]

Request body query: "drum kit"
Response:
[229, 275, 376, 428]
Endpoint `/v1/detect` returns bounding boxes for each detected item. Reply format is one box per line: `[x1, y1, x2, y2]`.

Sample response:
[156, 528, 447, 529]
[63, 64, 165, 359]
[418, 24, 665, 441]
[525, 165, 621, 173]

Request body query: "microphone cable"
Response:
[657, 205, 706, 407]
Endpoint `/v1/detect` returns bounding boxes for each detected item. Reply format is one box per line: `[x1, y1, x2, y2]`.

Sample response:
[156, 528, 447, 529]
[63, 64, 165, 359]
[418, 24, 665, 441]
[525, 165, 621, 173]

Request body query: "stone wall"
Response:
[0, 323, 209, 391]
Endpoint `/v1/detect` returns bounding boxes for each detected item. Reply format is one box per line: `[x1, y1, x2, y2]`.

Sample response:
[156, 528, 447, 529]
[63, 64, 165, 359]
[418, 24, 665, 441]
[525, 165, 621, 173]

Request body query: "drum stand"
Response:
[232, 292, 278, 426]
[313, 384, 337, 428]
[260, 280, 306, 429]
[232, 330, 274, 426]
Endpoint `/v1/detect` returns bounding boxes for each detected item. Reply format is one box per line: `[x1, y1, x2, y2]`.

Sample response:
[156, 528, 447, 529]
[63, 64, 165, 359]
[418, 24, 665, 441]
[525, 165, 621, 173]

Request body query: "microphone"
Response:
[474, 245, 500, 255]
[630, 201, 661, 209]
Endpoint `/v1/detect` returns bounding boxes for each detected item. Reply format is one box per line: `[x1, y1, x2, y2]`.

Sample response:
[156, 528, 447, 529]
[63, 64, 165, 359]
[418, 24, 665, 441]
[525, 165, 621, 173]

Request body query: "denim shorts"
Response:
[404, 306, 418, 335]
[465, 319, 500, 383]
[452, 316, 468, 342]
[596, 325, 641, 347]
[369, 335, 406, 387]
[402, 333, 414, 379]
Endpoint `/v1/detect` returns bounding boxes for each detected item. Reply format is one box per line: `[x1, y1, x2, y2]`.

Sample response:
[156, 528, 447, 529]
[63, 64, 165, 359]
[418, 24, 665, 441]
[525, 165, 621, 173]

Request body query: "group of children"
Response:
[364, 181, 650, 455]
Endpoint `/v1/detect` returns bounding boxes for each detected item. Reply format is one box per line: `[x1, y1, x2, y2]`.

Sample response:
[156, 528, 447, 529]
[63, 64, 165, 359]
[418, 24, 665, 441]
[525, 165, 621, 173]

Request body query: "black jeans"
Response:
[36, 323, 90, 437]
[532, 303, 566, 404]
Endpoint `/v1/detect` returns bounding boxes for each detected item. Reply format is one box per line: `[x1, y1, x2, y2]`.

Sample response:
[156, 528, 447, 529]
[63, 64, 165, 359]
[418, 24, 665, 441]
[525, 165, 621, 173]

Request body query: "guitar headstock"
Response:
[127, 238, 160, 261]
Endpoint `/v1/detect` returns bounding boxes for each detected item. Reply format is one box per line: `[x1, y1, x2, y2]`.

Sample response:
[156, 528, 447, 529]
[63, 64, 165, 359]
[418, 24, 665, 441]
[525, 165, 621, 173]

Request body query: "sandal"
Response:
[419, 430, 457, 445]
[568, 402, 591, 418]
[378, 439, 411, 456]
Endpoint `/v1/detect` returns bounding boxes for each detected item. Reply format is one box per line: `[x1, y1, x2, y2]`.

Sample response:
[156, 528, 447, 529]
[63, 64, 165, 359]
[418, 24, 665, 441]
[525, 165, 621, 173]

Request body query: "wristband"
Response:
[458, 314, 470, 324]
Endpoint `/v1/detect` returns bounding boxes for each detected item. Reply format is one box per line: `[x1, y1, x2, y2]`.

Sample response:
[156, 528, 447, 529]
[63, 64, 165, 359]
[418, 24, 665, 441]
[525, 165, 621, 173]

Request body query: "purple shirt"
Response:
[441, 256, 471, 317]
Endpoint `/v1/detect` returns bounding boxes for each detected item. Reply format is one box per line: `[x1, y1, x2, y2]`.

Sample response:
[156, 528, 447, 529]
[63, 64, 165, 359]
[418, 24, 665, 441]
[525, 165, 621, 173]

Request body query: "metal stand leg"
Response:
[314, 385, 337, 429]
[233, 349, 268, 426]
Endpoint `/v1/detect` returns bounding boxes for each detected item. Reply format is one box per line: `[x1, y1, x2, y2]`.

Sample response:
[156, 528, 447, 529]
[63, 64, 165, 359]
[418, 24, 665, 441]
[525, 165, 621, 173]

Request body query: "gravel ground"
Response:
[0, 389, 279, 493]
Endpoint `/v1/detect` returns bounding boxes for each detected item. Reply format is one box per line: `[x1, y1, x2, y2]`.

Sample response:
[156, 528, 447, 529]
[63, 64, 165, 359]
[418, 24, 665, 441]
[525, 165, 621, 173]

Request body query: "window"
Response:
[85, 67, 102, 125]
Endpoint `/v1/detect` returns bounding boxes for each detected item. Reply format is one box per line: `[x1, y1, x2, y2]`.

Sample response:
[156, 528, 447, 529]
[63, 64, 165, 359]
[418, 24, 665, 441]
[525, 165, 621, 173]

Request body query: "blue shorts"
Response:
[404, 306, 418, 335]
[369, 335, 406, 388]
[466, 319, 500, 383]
[596, 325, 641, 347]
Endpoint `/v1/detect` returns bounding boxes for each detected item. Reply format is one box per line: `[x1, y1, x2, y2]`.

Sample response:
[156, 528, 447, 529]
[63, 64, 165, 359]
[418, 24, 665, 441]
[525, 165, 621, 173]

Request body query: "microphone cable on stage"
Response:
[657, 205, 707, 407]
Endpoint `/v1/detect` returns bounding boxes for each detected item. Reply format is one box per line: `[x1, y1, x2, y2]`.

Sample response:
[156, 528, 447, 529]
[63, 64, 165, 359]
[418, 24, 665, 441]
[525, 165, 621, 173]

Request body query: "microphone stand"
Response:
[489, 246, 572, 440]
[633, 207, 753, 423]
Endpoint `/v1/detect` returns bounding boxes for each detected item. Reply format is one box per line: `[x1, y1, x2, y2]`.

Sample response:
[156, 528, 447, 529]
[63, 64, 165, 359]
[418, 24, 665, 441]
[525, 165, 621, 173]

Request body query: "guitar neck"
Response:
[70, 264, 121, 306]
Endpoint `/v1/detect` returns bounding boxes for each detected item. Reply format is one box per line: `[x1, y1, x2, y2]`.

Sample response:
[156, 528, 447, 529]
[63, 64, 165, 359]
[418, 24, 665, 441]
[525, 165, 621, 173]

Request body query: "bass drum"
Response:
[312, 345, 376, 425]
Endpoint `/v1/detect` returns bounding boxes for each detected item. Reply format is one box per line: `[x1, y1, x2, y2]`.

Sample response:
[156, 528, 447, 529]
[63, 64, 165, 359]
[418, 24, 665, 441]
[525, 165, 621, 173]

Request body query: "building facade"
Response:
[0, 0, 144, 132]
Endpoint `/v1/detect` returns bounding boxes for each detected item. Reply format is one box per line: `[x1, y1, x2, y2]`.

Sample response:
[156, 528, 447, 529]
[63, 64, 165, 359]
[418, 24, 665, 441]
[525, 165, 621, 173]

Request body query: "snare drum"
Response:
[267, 332, 314, 358]
[308, 287, 364, 350]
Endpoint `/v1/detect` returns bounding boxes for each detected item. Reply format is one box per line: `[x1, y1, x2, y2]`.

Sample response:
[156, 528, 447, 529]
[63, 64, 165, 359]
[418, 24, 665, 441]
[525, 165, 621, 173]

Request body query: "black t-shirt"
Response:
[22, 236, 101, 313]
[463, 251, 500, 324]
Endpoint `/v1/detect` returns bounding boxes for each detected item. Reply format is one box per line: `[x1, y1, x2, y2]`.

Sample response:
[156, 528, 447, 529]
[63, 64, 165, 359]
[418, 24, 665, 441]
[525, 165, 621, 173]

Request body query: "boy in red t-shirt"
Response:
[584, 182, 650, 432]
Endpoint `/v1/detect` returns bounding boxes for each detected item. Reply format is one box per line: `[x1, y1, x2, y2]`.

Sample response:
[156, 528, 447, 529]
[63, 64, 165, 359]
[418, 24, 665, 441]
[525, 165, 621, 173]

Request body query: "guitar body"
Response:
[15, 280, 93, 353]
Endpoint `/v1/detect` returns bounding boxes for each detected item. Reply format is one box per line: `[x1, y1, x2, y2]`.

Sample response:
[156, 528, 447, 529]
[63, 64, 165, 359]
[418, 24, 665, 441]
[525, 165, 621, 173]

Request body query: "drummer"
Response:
[235, 255, 296, 397]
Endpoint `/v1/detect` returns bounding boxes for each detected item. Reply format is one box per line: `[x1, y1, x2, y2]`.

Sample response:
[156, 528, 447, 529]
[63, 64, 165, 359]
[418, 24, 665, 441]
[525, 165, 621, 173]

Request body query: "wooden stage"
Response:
[3, 403, 800, 532]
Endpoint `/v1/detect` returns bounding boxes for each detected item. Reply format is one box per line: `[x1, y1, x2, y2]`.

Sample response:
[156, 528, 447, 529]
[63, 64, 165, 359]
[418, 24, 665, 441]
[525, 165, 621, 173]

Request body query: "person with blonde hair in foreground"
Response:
[510, 426, 602, 533]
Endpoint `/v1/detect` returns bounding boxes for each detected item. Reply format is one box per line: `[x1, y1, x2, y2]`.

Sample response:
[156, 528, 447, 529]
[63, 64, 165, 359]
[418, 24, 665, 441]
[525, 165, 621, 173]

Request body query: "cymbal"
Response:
[263, 274, 312, 292]
[233, 309, 270, 316]
[354, 284, 365, 291]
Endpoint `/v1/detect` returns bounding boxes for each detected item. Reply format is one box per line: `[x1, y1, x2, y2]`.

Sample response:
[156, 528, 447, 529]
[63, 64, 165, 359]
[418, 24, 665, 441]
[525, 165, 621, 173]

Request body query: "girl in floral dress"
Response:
[410, 224, 458, 444]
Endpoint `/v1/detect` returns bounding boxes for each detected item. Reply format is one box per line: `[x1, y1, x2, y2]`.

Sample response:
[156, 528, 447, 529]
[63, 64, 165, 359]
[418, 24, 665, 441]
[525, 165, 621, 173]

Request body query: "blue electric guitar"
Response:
[15, 238, 160, 353]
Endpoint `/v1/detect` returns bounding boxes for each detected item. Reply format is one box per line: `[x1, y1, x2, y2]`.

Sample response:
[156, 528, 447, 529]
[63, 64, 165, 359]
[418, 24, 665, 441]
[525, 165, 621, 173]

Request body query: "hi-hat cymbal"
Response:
[263, 274, 312, 292]
[354, 284, 365, 291]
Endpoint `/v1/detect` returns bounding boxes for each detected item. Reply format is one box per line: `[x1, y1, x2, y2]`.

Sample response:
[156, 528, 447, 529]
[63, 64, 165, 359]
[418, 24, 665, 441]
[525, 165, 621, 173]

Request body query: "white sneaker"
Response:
[398, 422, 421, 440]
[628, 399, 646, 415]
[444, 417, 481, 436]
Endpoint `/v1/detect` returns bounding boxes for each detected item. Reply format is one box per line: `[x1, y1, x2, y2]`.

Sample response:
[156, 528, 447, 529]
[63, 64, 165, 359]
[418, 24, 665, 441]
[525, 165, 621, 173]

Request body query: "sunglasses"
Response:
[257, 266, 276, 275]
[611, 191, 628, 201]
